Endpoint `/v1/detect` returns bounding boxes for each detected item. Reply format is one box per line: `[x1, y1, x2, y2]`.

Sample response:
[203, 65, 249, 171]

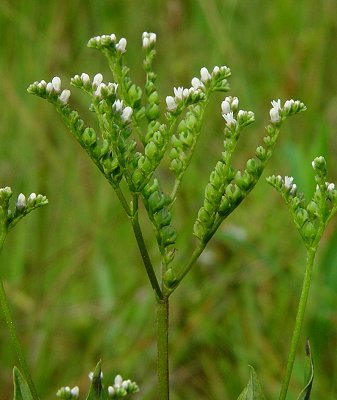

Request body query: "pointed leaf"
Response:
[297, 340, 314, 400]
[86, 361, 108, 400]
[237, 366, 266, 400]
[13, 367, 34, 400]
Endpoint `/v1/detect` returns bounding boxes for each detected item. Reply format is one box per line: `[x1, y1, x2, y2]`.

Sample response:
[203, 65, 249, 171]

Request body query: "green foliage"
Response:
[297, 341, 314, 400]
[13, 368, 34, 400]
[237, 366, 266, 400]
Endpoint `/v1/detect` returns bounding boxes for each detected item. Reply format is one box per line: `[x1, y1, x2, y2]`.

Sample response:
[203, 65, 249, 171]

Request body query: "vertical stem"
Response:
[157, 297, 169, 400]
[278, 248, 316, 400]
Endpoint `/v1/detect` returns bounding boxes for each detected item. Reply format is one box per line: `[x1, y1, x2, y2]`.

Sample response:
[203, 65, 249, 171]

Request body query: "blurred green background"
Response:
[1, 0, 337, 399]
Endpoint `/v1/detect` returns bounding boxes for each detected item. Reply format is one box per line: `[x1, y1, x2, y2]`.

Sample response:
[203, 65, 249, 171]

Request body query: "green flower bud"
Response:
[164, 268, 178, 289]
[246, 158, 262, 176]
[146, 104, 160, 120]
[148, 191, 167, 213]
[255, 146, 267, 161]
[128, 84, 142, 108]
[295, 208, 309, 227]
[160, 225, 177, 246]
[153, 208, 172, 228]
[301, 221, 317, 242]
[148, 91, 159, 104]
[145, 141, 158, 159]
[193, 220, 206, 241]
[307, 200, 320, 218]
[82, 127, 97, 146]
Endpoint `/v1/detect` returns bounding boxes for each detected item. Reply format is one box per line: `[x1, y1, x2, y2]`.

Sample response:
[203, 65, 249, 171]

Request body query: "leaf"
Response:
[86, 361, 108, 400]
[297, 340, 314, 400]
[237, 366, 266, 400]
[13, 367, 34, 400]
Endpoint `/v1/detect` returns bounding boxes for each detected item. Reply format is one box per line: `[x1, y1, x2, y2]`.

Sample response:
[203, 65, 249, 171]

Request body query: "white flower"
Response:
[191, 77, 204, 90]
[121, 106, 133, 122]
[212, 66, 220, 75]
[284, 99, 294, 111]
[270, 99, 282, 123]
[284, 176, 294, 190]
[116, 38, 127, 53]
[93, 73, 103, 87]
[222, 112, 236, 126]
[231, 97, 239, 110]
[70, 386, 79, 398]
[289, 183, 297, 195]
[46, 82, 54, 93]
[94, 83, 106, 97]
[52, 76, 61, 92]
[110, 33, 116, 42]
[142, 32, 156, 48]
[113, 99, 124, 112]
[114, 375, 123, 388]
[221, 100, 231, 115]
[173, 86, 184, 100]
[81, 73, 90, 84]
[16, 193, 26, 209]
[108, 386, 115, 396]
[28, 193, 36, 204]
[200, 67, 211, 82]
[326, 182, 335, 192]
[59, 89, 71, 104]
[166, 96, 177, 111]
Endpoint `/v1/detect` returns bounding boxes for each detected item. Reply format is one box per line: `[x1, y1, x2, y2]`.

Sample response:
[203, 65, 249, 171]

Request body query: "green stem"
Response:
[130, 195, 163, 300]
[157, 297, 169, 400]
[0, 230, 40, 400]
[278, 247, 316, 400]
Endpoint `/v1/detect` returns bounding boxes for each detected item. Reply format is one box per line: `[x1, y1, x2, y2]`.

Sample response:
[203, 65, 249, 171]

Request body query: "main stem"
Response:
[278, 248, 316, 400]
[157, 296, 169, 400]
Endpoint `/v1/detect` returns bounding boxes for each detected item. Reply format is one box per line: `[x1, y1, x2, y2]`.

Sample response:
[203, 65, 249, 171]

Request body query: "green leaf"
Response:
[86, 361, 108, 400]
[13, 367, 34, 400]
[297, 340, 314, 400]
[237, 366, 266, 400]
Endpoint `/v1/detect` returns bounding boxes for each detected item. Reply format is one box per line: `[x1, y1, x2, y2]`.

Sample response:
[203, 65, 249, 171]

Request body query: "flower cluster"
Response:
[165, 65, 231, 113]
[0, 187, 48, 231]
[269, 98, 306, 124]
[107, 375, 139, 399]
[221, 96, 255, 130]
[267, 156, 337, 248]
[27, 77, 71, 105]
[142, 31, 156, 49]
[56, 386, 79, 399]
[87, 34, 127, 54]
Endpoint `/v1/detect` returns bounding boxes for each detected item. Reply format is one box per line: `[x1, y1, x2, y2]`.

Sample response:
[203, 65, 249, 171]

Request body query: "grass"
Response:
[1, 1, 337, 399]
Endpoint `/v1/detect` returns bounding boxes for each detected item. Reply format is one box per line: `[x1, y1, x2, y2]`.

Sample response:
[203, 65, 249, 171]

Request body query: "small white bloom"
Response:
[221, 100, 231, 114]
[46, 82, 54, 93]
[108, 386, 115, 396]
[284, 99, 294, 111]
[114, 375, 123, 388]
[81, 73, 90, 84]
[270, 107, 281, 124]
[173, 87, 184, 100]
[121, 106, 133, 122]
[149, 32, 156, 43]
[94, 83, 106, 97]
[93, 73, 103, 87]
[290, 183, 297, 195]
[116, 38, 127, 53]
[326, 182, 335, 192]
[191, 77, 204, 90]
[110, 33, 116, 42]
[212, 66, 220, 75]
[59, 89, 71, 104]
[28, 193, 36, 202]
[182, 88, 190, 98]
[16, 193, 26, 209]
[271, 99, 282, 111]
[231, 97, 239, 110]
[223, 112, 236, 126]
[70, 386, 79, 398]
[166, 96, 177, 111]
[142, 37, 150, 48]
[52, 76, 61, 92]
[284, 176, 294, 190]
[113, 99, 124, 112]
[200, 67, 211, 82]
